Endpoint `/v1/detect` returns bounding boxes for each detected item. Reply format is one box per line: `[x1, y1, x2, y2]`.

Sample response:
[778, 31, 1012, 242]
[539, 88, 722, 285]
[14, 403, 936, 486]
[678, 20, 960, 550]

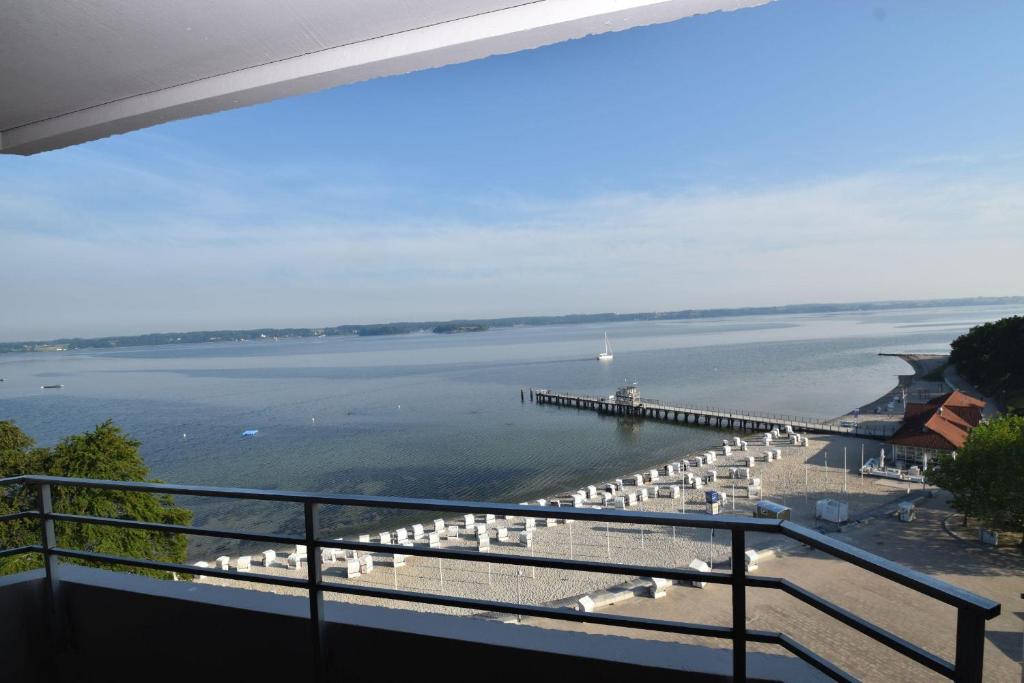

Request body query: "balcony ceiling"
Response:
[0, 0, 767, 155]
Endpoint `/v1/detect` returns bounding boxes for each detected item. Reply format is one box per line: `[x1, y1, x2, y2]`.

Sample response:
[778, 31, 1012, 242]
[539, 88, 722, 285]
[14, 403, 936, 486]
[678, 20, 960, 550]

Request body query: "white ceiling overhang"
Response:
[0, 0, 768, 155]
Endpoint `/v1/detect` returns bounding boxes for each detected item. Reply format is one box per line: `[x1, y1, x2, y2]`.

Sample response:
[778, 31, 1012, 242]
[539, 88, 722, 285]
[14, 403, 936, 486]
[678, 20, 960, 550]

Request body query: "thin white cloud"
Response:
[1, 159, 1022, 339]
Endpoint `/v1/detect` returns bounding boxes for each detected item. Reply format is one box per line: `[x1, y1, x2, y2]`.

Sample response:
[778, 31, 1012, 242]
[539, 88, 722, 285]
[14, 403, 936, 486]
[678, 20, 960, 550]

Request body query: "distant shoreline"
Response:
[2, 295, 1021, 355]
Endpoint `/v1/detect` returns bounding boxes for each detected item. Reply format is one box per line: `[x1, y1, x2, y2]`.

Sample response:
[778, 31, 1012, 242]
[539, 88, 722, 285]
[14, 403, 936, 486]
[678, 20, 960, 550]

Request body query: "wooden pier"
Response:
[533, 389, 895, 439]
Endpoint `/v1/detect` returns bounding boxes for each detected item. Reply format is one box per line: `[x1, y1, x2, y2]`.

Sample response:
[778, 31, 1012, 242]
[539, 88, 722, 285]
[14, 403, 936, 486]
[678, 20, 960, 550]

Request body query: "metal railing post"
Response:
[304, 501, 326, 682]
[732, 529, 747, 682]
[953, 607, 985, 683]
[37, 482, 66, 673]
[37, 483, 58, 593]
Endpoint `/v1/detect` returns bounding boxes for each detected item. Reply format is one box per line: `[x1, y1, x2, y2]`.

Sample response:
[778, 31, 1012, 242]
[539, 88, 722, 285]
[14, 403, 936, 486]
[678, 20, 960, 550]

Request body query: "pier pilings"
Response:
[531, 389, 886, 439]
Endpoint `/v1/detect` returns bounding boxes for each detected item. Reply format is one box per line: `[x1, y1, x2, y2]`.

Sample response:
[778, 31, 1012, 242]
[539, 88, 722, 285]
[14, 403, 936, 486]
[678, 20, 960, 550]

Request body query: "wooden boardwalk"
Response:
[533, 389, 895, 439]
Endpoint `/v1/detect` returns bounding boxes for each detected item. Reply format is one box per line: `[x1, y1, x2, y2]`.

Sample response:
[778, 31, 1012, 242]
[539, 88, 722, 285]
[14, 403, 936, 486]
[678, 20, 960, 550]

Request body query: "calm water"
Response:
[1, 303, 1018, 555]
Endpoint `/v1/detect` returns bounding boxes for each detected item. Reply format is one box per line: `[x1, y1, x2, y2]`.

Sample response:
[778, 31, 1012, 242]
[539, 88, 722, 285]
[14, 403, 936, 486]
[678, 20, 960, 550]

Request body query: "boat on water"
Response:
[241, 429, 258, 437]
[597, 332, 613, 361]
[41, 384, 63, 389]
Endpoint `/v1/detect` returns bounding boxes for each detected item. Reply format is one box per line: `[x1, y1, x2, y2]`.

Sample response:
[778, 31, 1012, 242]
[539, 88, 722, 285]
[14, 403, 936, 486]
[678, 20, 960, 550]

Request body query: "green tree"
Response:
[0, 420, 192, 577]
[950, 315, 1024, 412]
[927, 414, 1024, 536]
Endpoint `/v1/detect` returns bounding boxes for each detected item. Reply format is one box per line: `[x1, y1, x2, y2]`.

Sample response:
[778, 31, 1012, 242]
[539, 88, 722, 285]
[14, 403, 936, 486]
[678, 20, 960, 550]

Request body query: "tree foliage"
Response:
[0, 420, 192, 578]
[950, 315, 1024, 412]
[926, 414, 1024, 533]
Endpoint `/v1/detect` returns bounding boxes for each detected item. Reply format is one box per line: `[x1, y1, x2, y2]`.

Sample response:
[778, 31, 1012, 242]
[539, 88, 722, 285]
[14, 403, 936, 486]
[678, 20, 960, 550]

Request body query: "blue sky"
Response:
[2, 0, 1023, 340]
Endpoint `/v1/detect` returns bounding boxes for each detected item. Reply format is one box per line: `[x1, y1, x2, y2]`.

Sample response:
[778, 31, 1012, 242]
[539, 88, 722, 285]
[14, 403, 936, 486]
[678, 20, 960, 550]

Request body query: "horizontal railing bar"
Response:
[49, 547, 308, 590]
[748, 576, 955, 677]
[777, 632, 859, 683]
[780, 522, 1000, 616]
[320, 538, 733, 585]
[0, 476, 29, 487]
[46, 512, 305, 547]
[745, 628, 781, 644]
[0, 544, 42, 558]
[318, 579, 735, 640]
[14, 475, 781, 531]
[0, 510, 40, 523]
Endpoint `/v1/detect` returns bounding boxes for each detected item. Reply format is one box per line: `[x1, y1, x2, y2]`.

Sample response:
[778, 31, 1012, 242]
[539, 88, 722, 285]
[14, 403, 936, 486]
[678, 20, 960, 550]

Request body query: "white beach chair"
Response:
[688, 559, 710, 588]
[744, 549, 760, 572]
[646, 577, 671, 599]
[340, 558, 361, 578]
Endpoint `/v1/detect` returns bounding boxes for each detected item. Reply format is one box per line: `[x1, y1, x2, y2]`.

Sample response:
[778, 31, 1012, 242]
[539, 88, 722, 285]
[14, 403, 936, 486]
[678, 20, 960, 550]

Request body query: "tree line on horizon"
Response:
[3, 295, 1021, 354]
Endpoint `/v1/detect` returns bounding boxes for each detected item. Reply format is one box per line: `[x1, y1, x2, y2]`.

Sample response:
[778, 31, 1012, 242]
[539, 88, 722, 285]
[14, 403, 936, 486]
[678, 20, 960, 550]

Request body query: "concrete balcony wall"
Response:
[0, 570, 49, 683]
[0, 565, 824, 682]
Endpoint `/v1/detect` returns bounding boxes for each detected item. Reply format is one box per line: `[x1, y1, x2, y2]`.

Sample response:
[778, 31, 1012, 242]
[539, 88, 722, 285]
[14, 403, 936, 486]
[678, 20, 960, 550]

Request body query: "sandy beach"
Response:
[200, 430, 916, 617]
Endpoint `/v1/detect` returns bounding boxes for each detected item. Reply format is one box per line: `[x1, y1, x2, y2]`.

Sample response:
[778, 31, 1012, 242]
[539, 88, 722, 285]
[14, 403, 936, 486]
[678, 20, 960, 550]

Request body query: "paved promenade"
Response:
[537, 490, 1022, 682]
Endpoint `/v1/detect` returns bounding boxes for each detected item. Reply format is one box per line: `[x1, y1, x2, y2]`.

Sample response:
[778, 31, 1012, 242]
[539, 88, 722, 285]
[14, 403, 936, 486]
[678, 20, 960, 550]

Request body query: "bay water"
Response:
[1, 303, 1016, 556]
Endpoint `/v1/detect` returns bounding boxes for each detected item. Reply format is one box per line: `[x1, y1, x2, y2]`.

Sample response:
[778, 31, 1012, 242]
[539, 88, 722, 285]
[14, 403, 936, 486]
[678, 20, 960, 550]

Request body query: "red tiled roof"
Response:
[890, 390, 985, 451]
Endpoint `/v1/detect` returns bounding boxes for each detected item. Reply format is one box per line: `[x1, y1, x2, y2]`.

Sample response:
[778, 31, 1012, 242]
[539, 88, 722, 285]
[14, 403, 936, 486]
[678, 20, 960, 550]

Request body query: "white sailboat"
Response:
[597, 332, 613, 361]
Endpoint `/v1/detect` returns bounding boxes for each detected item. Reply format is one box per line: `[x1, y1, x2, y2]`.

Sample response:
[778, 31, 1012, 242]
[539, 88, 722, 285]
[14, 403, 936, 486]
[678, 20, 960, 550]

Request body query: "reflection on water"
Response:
[615, 417, 643, 444]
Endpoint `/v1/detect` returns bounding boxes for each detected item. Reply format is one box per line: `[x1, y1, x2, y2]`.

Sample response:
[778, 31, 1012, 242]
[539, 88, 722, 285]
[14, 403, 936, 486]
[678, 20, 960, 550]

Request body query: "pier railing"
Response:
[533, 389, 900, 438]
[0, 475, 998, 682]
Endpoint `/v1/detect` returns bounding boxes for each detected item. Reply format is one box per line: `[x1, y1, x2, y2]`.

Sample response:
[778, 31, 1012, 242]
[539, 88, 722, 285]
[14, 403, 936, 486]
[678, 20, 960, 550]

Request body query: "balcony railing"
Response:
[0, 475, 1000, 682]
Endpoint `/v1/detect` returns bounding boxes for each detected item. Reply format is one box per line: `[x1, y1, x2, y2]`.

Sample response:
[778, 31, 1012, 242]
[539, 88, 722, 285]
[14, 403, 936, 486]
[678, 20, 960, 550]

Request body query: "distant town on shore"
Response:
[2, 295, 1021, 355]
